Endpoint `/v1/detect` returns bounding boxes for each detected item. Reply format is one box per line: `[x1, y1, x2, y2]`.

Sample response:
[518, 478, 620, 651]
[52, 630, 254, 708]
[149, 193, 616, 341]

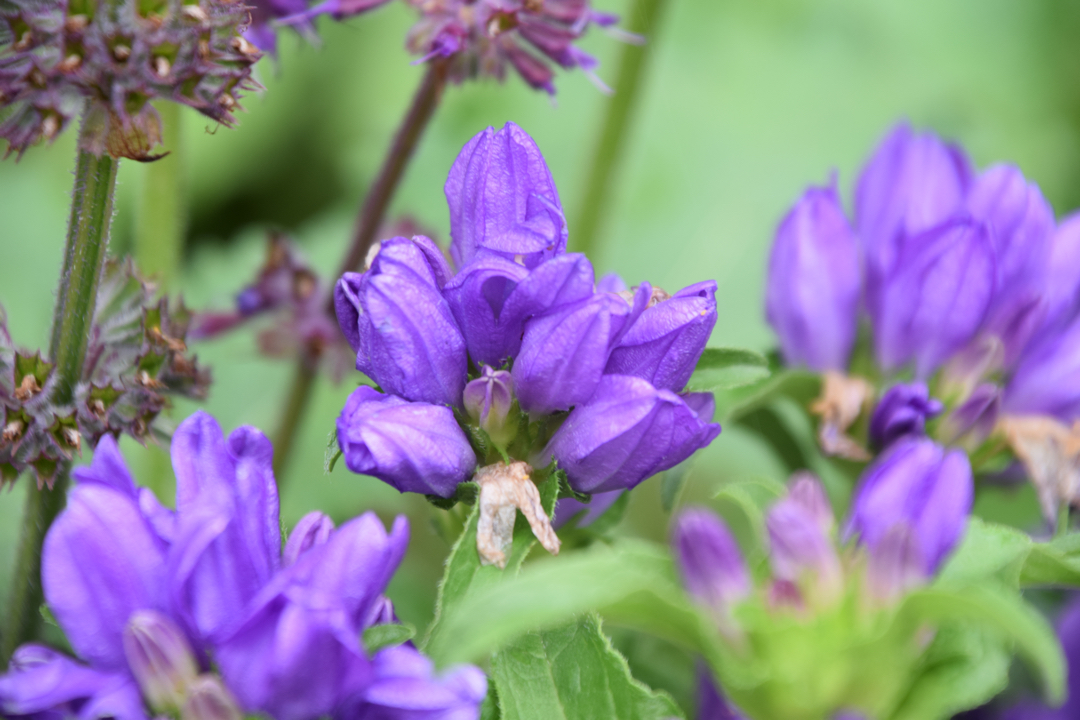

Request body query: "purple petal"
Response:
[443, 254, 531, 366]
[671, 508, 749, 611]
[1005, 316, 1080, 422]
[348, 644, 487, 717]
[284, 512, 336, 568]
[552, 489, 625, 529]
[868, 382, 943, 450]
[0, 646, 135, 718]
[72, 434, 136, 497]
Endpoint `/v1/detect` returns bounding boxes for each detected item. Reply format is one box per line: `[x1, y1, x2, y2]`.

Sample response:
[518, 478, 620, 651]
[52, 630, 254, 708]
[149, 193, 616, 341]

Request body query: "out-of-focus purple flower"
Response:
[337, 386, 477, 498]
[545, 375, 721, 493]
[445, 123, 567, 269]
[873, 219, 996, 378]
[672, 508, 750, 615]
[122, 610, 200, 712]
[1042, 213, 1080, 333]
[463, 366, 515, 446]
[0, 645, 143, 720]
[335, 237, 468, 407]
[283, 511, 336, 567]
[597, 272, 628, 294]
[169, 412, 281, 643]
[846, 438, 973, 577]
[766, 495, 841, 600]
[552, 489, 625, 529]
[696, 665, 746, 720]
[606, 280, 718, 391]
[944, 382, 1001, 445]
[338, 644, 488, 719]
[766, 183, 860, 371]
[855, 122, 973, 292]
[401, 0, 622, 94]
[787, 472, 835, 532]
[214, 513, 409, 720]
[1006, 315, 1080, 423]
[868, 382, 943, 450]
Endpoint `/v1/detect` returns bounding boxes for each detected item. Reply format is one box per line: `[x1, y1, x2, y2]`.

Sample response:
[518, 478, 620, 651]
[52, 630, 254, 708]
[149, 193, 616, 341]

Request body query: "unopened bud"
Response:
[180, 676, 242, 720]
[230, 36, 259, 56]
[123, 610, 199, 713]
[61, 427, 81, 451]
[283, 511, 334, 567]
[41, 115, 60, 140]
[463, 366, 515, 447]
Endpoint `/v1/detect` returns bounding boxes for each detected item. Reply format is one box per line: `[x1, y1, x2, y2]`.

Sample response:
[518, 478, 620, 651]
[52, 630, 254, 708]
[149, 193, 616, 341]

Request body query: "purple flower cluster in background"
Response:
[0, 413, 485, 720]
[334, 122, 721, 499]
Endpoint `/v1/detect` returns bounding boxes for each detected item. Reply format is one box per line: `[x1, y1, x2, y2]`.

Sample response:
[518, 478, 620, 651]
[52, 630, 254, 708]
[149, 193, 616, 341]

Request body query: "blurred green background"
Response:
[3, 0, 1080, 707]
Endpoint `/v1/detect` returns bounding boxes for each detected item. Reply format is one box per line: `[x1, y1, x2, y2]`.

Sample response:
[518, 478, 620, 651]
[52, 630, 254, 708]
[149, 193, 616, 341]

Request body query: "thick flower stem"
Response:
[270, 60, 449, 483]
[571, 0, 670, 259]
[2, 134, 118, 665]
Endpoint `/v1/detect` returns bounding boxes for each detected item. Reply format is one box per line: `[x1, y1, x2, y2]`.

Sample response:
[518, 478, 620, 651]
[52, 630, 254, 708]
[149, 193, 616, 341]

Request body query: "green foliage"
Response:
[490, 613, 683, 720]
[362, 622, 416, 654]
[686, 347, 770, 394]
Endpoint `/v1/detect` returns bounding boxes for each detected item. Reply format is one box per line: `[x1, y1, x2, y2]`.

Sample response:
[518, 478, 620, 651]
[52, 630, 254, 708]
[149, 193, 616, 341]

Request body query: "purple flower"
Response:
[213, 513, 409, 720]
[873, 218, 996, 378]
[547, 375, 721, 493]
[1005, 316, 1080, 422]
[1042, 212, 1080, 332]
[337, 386, 477, 498]
[766, 495, 840, 594]
[855, 122, 973, 292]
[845, 438, 973, 576]
[606, 280, 718, 391]
[766, 183, 860, 371]
[552, 489, 625, 529]
[445, 123, 568, 269]
[463, 366, 515, 445]
[868, 383, 944, 450]
[335, 237, 468, 408]
[671, 508, 750, 614]
[169, 412, 281, 643]
[283, 511, 336, 568]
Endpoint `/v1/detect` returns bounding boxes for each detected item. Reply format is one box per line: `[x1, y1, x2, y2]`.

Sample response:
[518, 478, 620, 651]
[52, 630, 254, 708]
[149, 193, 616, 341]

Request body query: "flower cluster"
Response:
[766, 122, 1080, 519]
[0, 260, 209, 487]
[0, 0, 261, 159]
[334, 122, 721, 564]
[0, 411, 486, 720]
[673, 439, 973, 719]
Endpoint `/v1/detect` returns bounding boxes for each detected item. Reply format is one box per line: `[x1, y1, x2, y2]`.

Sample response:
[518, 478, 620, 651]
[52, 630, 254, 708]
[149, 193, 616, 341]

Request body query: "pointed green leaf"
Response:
[686, 347, 770, 393]
[1021, 534, 1080, 588]
[491, 613, 683, 720]
[362, 622, 416, 654]
[936, 518, 1032, 589]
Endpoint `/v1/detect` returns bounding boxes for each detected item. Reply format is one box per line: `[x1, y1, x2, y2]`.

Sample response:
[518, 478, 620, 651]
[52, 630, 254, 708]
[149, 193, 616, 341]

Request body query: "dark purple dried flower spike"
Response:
[0, 0, 262, 158]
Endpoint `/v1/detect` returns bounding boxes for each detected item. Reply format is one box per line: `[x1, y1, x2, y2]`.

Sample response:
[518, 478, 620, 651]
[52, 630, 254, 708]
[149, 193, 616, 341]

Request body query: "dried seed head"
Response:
[57, 54, 83, 73]
[153, 57, 171, 78]
[61, 426, 81, 450]
[14, 375, 42, 402]
[182, 4, 209, 23]
[2, 420, 24, 442]
[112, 44, 132, 61]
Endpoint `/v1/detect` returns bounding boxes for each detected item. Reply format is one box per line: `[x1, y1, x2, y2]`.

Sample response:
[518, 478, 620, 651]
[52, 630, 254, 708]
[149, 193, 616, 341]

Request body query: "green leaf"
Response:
[713, 369, 820, 422]
[712, 477, 785, 561]
[324, 429, 341, 474]
[686, 347, 770, 393]
[936, 517, 1032, 589]
[362, 622, 416, 654]
[901, 584, 1066, 704]
[660, 462, 691, 512]
[422, 471, 559, 649]
[888, 624, 1010, 720]
[491, 613, 684, 720]
[1021, 534, 1080, 587]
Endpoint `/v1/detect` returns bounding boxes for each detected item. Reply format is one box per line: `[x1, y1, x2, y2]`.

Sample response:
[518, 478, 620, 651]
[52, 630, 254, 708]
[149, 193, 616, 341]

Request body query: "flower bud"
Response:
[787, 472, 835, 533]
[766, 183, 860, 371]
[463, 366, 515, 447]
[766, 496, 841, 604]
[1005, 317, 1080, 422]
[546, 375, 721, 493]
[443, 256, 531, 366]
[513, 293, 633, 415]
[864, 524, 926, 604]
[283, 511, 335, 567]
[334, 238, 467, 408]
[605, 279, 718, 391]
[337, 386, 477, 497]
[122, 610, 199, 713]
[180, 676, 242, 720]
[855, 122, 973, 287]
[868, 383, 943, 450]
[846, 439, 972, 576]
[873, 218, 996, 378]
[445, 123, 567, 268]
[942, 382, 1000, 445]
[672, 508, 750, 613]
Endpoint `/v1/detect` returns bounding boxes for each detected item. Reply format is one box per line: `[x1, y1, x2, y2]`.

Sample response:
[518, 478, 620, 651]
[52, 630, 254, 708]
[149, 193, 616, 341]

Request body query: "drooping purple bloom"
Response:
[845, 438, 973, 576]
[546, 375, 721, 494]
[671, 508, 750, 614]
[873, 218, 996, 378]
[513, 292, 637, 415]
[868, 383, 944, 450]
[335, 237, 468, 407]
[765, 183, 860, 371]
[337, 386, 477, 497]
[1005, 316, 1080, 422]
[855, 122, 973, 292]
[605, 280, 718, 391]
[213, 513, 409, 720]
[445, 123, 568, 269]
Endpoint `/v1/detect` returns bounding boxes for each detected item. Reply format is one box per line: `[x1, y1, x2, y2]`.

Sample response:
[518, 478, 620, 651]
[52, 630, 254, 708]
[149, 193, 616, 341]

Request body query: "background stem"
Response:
[2, 132, 118, 665]
[571, 0, 671, 259]
[270, 60, 449, 483]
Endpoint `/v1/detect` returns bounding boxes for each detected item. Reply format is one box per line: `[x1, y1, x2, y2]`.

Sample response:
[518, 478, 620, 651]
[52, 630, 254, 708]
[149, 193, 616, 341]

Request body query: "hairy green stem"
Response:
[2, 128, 118, 665]
[270, 60, 449, 483]
[571, 0, 671, 259]
[135, 101, 185, 291]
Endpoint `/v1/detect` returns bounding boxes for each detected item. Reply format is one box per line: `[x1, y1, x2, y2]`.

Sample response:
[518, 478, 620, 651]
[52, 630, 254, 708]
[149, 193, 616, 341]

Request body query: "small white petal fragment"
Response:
[1000, 415, 1080, 522]
[811, 371, 874, 461]
[475, 461, 560, 569]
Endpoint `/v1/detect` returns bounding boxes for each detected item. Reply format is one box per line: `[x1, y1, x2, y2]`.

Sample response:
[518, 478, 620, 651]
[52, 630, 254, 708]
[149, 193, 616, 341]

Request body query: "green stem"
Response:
[571, 0, 671, 259]
[1056, 502, 1070, 539]
[270, 60, 449, 483]
[2, 124, 118, 666]
[135, 101, 185, 291]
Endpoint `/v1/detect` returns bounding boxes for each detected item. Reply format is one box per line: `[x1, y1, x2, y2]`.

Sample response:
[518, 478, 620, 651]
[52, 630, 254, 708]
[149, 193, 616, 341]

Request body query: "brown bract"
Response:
[810, 371, 874, 461]
[475, 460, 560, 569]
[1000, 415, 1080, 522]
